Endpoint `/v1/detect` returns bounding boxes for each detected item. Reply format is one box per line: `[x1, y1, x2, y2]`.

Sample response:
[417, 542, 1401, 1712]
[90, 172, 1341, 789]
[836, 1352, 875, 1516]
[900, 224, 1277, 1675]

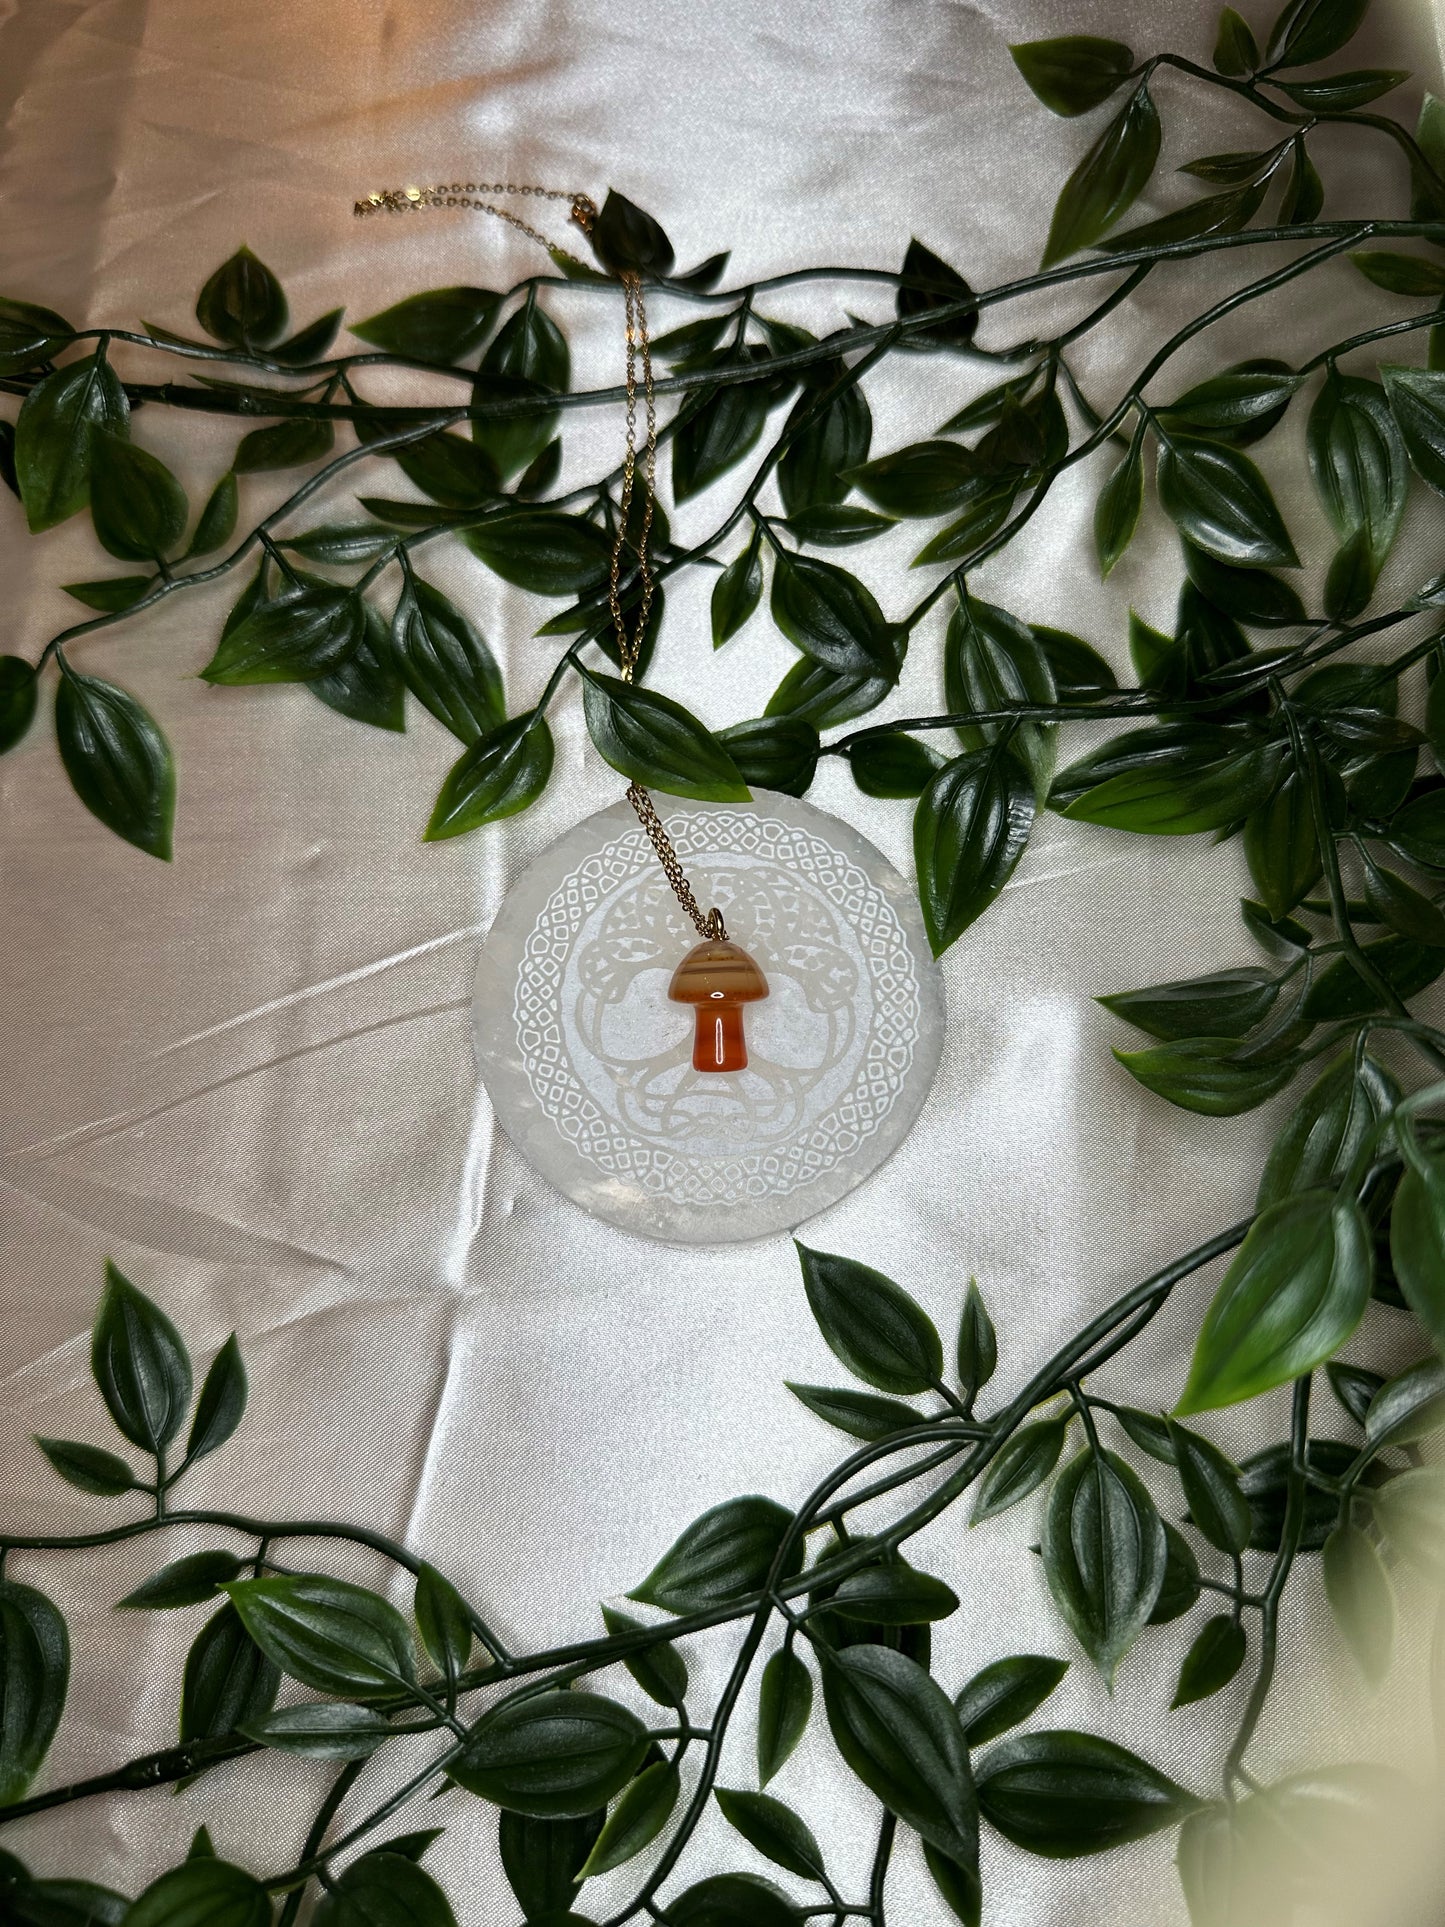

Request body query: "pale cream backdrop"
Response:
[3, 0, 1445, 1918]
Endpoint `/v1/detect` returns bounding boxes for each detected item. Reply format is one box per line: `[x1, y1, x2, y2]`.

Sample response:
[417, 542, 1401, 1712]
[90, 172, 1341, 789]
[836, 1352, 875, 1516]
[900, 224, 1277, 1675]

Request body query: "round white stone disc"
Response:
[472, 791, 944, 1245]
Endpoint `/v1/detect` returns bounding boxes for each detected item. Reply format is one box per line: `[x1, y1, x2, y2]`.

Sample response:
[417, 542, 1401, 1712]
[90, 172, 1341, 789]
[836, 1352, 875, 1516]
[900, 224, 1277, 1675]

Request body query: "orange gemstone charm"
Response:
[668, 939, 769, 1073]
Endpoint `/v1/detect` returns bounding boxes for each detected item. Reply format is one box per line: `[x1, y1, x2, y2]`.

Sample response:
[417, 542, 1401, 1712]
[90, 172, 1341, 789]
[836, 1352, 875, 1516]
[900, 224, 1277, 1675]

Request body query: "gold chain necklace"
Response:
[355, 180, 769, 1073]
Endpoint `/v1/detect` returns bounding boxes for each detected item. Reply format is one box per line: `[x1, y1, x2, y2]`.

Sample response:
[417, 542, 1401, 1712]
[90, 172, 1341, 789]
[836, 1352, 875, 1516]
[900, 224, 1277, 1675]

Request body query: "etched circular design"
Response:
[472, 792, 944, 1243]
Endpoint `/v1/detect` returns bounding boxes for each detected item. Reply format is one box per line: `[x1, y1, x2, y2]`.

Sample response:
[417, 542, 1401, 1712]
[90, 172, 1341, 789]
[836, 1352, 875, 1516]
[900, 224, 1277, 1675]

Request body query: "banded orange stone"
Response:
[667, 939, 769, 1073]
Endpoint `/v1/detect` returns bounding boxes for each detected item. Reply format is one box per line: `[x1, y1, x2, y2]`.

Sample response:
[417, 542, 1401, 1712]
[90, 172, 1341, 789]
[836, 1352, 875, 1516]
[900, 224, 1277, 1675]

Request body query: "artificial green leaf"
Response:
[0, 658, 38, 754]
[471, 296, 569, 476]
[971, 1418, 1069, 1523]
[1390, 1112, 1445, 1354]
[1099, 967, 1279, 1042]
[1177, 1190, 1373, 1413]
[590, 190, 675, 277]
[1033, 626, 1117, 700]
[578, 1761, 679, 1876]
[223, 1574, 416, 1697]
[600, 1605, 688, 1708]
[1172, 1614, 1246, 1706]
[33, 1437, 134, 1495]
[1112, 1407, 1176, 1462]
[850, 441, 978, 517]
[185, 1335, 248, 1468]
[415, 1564, 472, 1686]
[1324, 530, 1375, 624]
[976, 1729, 1201, 1857]
[230, 416, 334, 475]
[1098, 182, 1270, 254]
[270, 308, 343, 365]
[498, 1809, 603, 1922]
[313, 1849, 458, 1927]
[1280, 137, 1325, 222]
[765, 654, 896, 731]
[1382, 365, 1445, 498]
[462, 513, 610, 596]
[914, 744, 1035, 956]
[391, 577, 504, 743]
[0, 295, 72, 373]
[945, 592, 1056, 797]
[1240, 1439, 1367, 1553]
[1353, 250, 1445, 297]
[630, 1497, 798, 1614]
[202, 585, 363, 685]
[90, 1264, 190, 1452]
[196, 246, 288, 348]
[581, 672, 748, 802]
[449, 1689, 648, 1817]
[178, 1603, 279, 1771]
[1061, 737, 1284, 836]
[88, 432, 187, 562]
[1113, 1038, 1300, 1117]
[785, 1384, 922, 1441]
[187, 473, 239, 557]
[717, 717, 819, 797]
[821, 1642, 977, 1863]
[777, 379, 871, 512]
[1178, 148, 1276, 186]
[909, 476, 1020, 564]
[955, 1654, 1069, 1746]
[712, 532, 764, 647]
[848, 731, 943, 798]
[1158, 364, 1301, 446]
[1280, 68, 1404, 108]
[1010, 36, 1135, 116]
[1328, 1360, 1386, 1428]
[1042, 83, 1161, 266]
[242, 1701, 394, 1759]
[672, 349, 779, 502]
[1365, 1356, 1445, 1449]
[351, 287, 501, 362]
[1156, 435, 1298, 569]
[1266, 0, 1368, 66]
[795, 1243, 943, 1395]
[8, 1880, 130, 1927]
[1300, 934, 1445, 1021]
[1042, 1448, 1165, 1684]
[1386, 790, 1445, 871]
[1243, 773, 1320, 920]
[770, 551, 895, 678]
[118, 1551, 244, 1611]
[895, 239, 977, 347]
[955, 1281, 997, 1406]
[826, 1562, 960, 1626]
[1183, 544, 1306, 627]
[1257, 1051, 1397, 1210]
[667, 1874, 800, 1927]
[15, 352, 129, 531]
[1322, 1525, 1394, 1686]
[424, 714, 555, 841]
[922, 1841, 982, 1927]
[1307, 372, 1407, 573]
[1168, 1423, 1251, 1555]
[1214, 8, 1261, 73]
[1150, 1523, 1202, 1623]
[757, 1645, 813, 1785]
[1094, 422, 1144, 576]
[716, 1788, 824, 1880]
[0, 1583, 69, 1805]
[126, 1859, 271, 1927]
[309, 599, 405, 732]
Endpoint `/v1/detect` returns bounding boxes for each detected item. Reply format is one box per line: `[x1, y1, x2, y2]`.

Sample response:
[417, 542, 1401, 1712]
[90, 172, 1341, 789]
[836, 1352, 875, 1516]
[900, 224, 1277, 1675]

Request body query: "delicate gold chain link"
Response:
[354, 178, 724, 941]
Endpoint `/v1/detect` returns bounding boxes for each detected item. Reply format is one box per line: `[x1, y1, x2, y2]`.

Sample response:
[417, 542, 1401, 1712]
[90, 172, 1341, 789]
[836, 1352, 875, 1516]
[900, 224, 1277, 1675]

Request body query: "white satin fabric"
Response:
[2, 0, 1444, 1918]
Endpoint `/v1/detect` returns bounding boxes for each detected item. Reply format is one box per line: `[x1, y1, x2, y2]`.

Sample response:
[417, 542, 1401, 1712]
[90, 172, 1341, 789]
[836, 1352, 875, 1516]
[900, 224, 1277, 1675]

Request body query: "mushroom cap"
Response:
[667, 939, 769, 1005]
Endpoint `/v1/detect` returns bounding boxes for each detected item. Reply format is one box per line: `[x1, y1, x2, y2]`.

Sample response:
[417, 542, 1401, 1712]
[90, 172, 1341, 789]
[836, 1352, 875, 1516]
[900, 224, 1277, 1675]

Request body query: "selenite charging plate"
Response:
[472, 791, 945, 1244]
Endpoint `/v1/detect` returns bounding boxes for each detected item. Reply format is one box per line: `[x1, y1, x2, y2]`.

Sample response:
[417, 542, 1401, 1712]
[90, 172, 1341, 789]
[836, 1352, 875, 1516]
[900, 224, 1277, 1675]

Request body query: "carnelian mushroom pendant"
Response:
[668, 939, 769, 1073]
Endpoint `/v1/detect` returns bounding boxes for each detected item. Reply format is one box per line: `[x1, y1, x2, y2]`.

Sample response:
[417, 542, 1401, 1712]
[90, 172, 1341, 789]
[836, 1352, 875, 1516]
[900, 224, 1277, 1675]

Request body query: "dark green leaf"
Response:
[718, 717, 818, 797]
[1244, 773, 1320, 919]
[1150, 1523, 1202, 1623]
[971, 1418, 1068, 1523]
[1172, 1614, 1246, 1707]
[1328, 1360, 1386, 1428]
[185, 1334, 248, 1468]
[591, 191, 674, 277]
[909, 477, 1020, 564]
[270, 308, 343, 365]
[313, 1850, 458, 1927]
[785, 1383, 921, 1441]
[90, 1264, 190, 1451]
[922, 1842, 982, 1927]
[1324, 529, 1375, 624]
[668, 1874, 800, 1927]
[711, 532, 764, 648]
[1156, 435, 1298, 568]
[1094, 422, 1144, 577]
[0, 295, 72, 374]
[1099, 967, 1278, 1042]
[1010, 36, 1135, 116]
[33, 1437, 134, 1495]
[0, 1583, 69, 1805]
[672, 351, 778, 502]
[1177, 1190, 1373, 1413]
[179, 1603, 279, 1760]
[630, 1497, 798, 1614]
[757, 1646, 812, 1786]
[1112, 1407, 1177, 1462]
[15, 352, 129, 531]
[1240, 1438, 1364, 1553]
[310, 599, 405, 732]
[945, 593, 1056, 798]
[955, 1281, 997, 1405]
[0, 659, 38, 754]
[977, 1729, 1200, 1857]
[895, 239, 977, 346]
[778, 381, 871, 513]
[1042, 1448, 1165, 1683]
[462, 512, 610, 596]
[770, 552, 895, 679]
[827, 1562, 959, 1625]
[471, 298, 569, 476]
[187, 473, 239, 558]
[1391, 1111, 1445, 1354]
[955, 1654, 1068, 1746]
[1386, 790, 1445, 872]
[848, 731, 942, 799]
[1282, 68, 1403, 109]
[126, 1860, 270, 1927]
[196, 246, 288, 348]
[716, 1788, 824, 1880]
[1042, 83, 1161, 266]
[1061, 737, 1284, 836]
[1096, 182, 1267, 254]
[231, 417, 334, 474]
[781, 503, 891, 546]
[581, 672, 748, 802]
[1180, 147, 1276, 185]
[1257, 1050, 1397, 1210]
[1280, 137, 1325, 222]
[1308, 372, 1407, 576]
[1382, 364, 1445, 498]
[1168, 1423, 1252, 1554]
[415, 1564, 472, 1685]
[1300, 934, 1445, 1021]
[498, 1809, 603, 1921]
[1159, 364, 1300, 446]
[391, 578, 504, 743]
[1322, 1525, 1394, 1685]
[1183, 544, 1306, 628]
[118, 1551, 243, 1611]
[424, 713, 555, 841]
[450, 1689, 648, 1817]
[850, 440, 977, 518]
[579, 1761, 679, 1876]
[1266, 0, 1368, 68]
[914, 745, 1034, 956]
[202, 584, 363, 686]
[765, 655, 896, 731]
[1353, 250, 1445, 297]
[822, 1642, 977, 1862]
[367, 1831, 443, 1864]
[1365, 1355, 1445, 1449]
[1113, 1037, 1301, 1117]
[242, 1701, 394, 1759]
[223, 1573, 416, 1697]
[352, 287, 501, 362]
[7, 1882, 129, 1927]
[88, 432, 187, 562]
[600, 1604, 687, 1708]
[796, 1243, 943, 1394]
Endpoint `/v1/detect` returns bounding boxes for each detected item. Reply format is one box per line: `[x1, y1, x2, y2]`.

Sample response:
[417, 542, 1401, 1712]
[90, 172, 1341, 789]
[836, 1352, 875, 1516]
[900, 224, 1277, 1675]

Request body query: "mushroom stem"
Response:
[693, 1003, 748, 1073]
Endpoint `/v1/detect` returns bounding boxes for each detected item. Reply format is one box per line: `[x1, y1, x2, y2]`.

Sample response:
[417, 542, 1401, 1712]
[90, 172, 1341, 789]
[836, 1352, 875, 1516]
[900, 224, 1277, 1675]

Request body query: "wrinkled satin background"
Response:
[4, 0, 1445, 1916]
